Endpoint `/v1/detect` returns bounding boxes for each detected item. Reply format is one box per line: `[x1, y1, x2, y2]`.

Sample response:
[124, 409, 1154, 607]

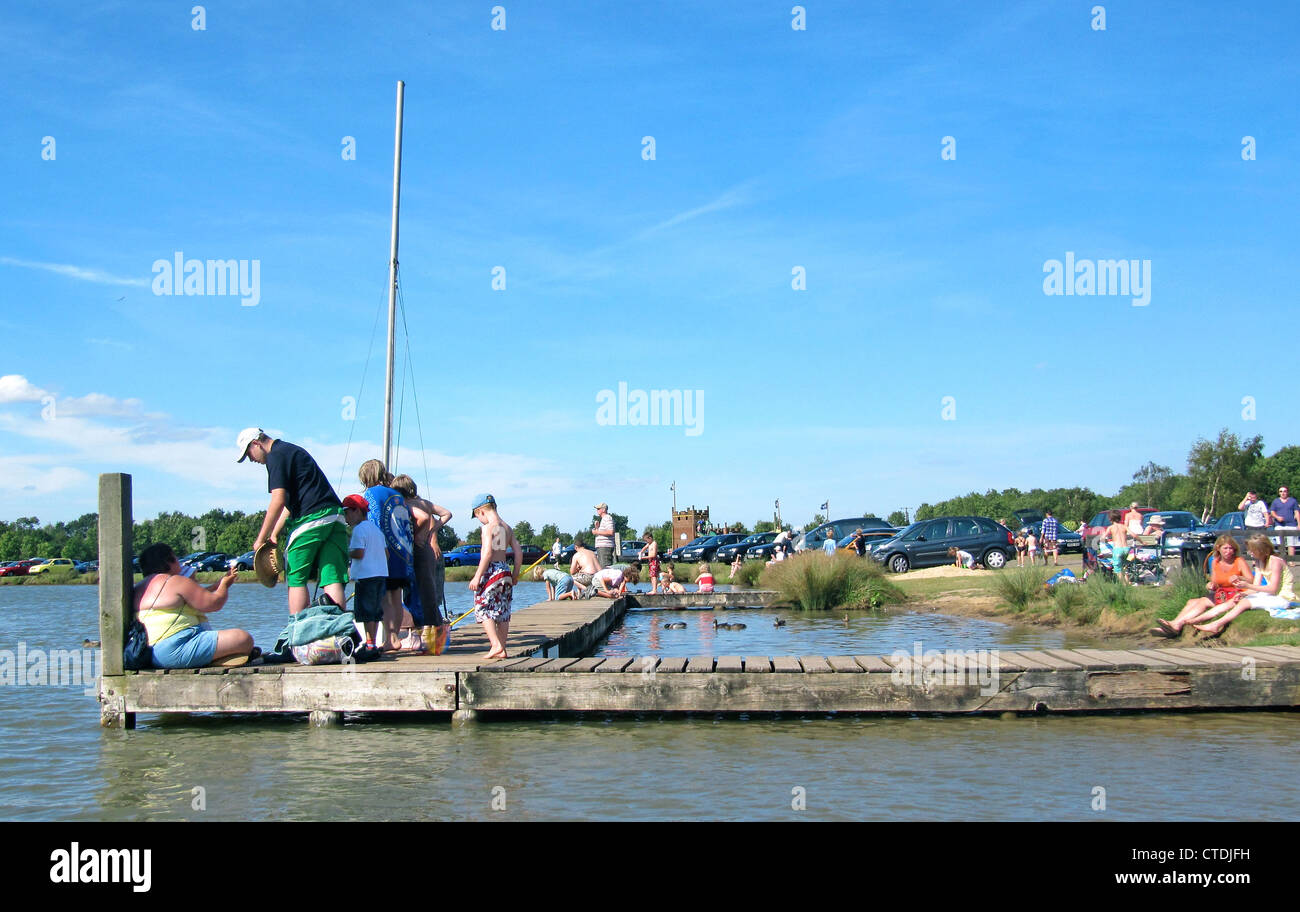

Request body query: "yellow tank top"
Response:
[139, 575, 205, 644]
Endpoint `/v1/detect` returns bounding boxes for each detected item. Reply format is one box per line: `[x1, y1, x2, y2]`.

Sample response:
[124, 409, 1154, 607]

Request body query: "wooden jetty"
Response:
[624, 591, 779, 609]
[96, 474, 1300, 726]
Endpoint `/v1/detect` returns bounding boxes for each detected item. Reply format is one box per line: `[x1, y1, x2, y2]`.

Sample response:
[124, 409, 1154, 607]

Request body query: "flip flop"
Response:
[209, 653, 250, 668]
[1148, 626, 1175, 638]
[1155, 618, 1178, 636]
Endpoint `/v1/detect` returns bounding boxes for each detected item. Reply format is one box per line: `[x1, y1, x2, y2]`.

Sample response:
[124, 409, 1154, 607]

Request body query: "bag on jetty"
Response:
[123, 618, 153, 670]
[271, 594, 361, 665]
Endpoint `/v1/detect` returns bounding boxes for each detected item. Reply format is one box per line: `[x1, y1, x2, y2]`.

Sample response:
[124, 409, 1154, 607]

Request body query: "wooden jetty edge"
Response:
[96, 474, 1300, 726]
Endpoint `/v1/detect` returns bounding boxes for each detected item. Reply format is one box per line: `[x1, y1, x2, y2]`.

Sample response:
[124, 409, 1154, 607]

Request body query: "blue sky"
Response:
[1, 1, 1296, 536]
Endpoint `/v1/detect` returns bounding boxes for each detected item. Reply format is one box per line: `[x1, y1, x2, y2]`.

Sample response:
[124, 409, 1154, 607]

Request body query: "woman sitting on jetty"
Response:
[1187, 535, 1300, 638]
[1153, 535, 1250, 637]
[134, 543, 254, 668]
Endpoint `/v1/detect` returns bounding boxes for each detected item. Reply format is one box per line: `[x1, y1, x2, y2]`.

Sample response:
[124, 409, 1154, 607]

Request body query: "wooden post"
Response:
[98, 473, 135, 728]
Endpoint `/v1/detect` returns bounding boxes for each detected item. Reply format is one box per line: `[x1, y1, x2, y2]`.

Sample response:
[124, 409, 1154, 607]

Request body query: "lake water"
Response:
[2, 583, 1297, 821]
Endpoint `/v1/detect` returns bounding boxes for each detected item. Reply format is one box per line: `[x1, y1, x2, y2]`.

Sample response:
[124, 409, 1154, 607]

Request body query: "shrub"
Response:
[1157, 568, 1208, 620]
[1052, 582, 1086, 618]
[729, 560, 765, 588]
[1086, 576, 1142, 616]
[759, 552, 903, 611]
[992, 567, 1050, 611]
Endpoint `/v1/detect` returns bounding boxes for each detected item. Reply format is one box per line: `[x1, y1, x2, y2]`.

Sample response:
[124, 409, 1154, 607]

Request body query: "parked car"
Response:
[870, 516, 1014, 573]
[520, 544, 546, 565]
[618, 540, 646, 562]
[443, 545, 483, 567]
[665, 537, 709, 562]
[29, 557, 78, 575]
[73, 561, 97, 573]
[679, 533, 747, 563]
[190, 553, 234, 572]
[231, 550, 256, 571]
[0, 560, 40, 578]
[1018, 520, 1083, 554]
[717, 532, 778, 563]
[1138, 510, 1209, 557]
[795, 517, 894, 552]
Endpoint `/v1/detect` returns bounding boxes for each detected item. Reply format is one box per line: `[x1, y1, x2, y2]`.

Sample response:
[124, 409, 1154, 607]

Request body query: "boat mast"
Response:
[382, 79, 405, 469]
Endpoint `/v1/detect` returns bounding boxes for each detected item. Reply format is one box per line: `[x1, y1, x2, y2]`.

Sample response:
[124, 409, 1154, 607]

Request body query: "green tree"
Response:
[537, 523, 562, 549]
[436, 525, 458, 551]
[513, 520, 536, 548]
[1256, 445, 1300, 497]
[887, 509, 909, 527]
[1186, 429, 1264, 519]
[466, 526, 482, 545]
[753, 520, 776, 533]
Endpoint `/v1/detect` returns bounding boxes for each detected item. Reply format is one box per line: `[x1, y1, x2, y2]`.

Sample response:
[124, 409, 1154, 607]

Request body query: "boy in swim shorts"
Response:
[534, 565, 578, 600]
[467, 493, 522, 659]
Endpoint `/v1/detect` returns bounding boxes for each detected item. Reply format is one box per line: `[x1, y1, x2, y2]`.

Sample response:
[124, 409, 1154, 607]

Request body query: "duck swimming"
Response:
[82, 638, 100, 648]
[773, 619, 786, 627]
[664, 622, 687, 629]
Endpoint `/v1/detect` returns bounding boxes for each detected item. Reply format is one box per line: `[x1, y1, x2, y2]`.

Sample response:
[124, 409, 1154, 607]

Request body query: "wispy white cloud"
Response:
[0, 256, 149, 288]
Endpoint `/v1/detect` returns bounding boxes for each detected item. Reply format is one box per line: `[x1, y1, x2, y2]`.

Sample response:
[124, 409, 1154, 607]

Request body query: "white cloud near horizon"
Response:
[0, 256, 150, 288]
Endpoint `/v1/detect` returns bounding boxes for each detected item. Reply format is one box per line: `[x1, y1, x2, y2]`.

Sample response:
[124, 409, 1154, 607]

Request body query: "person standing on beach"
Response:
[1240, 491, 1270, 530]
[551, 537, 562, 564]
[1040, 510, 1060, 566]
[592, 502, 615, 568]
[239, 428, 349, 616]
[1270, 486, 1298, 556]
[1124, 502, 1145, 537]
[467, 494, 521, 659]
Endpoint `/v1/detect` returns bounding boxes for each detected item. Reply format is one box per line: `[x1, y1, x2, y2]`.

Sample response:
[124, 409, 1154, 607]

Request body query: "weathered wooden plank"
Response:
[1152, 647, 1243, 667]
[1061, 648, 1145, 669]
[117, 670, 457, 712]
[533, 657, 582, 672]
[459, 663, 1300, 713]
[685, 656, 715, 673]
[502, 657, 552, 672]
[1145, 648, 1221, 667]
[772, 656, 803, 673]
[1237, 646, 1300, 663]
[480, 656, 542, 672]
[800, 656, 833, 674]
[999, 651, 1074, 671]
[826, 655, 864, 673]
[1091, 649, 1180, 668]
[624, 656, 659, 675]
[595, 657, 635, 673]
[564, 657, 606, 673]
[655, 657, 688, 674]
[715, 656, 744, 673]
[1210, 647, 1284, 665]
[743, 657, 771, 673]
[853, 655, 894, 673]
[1041, 649, 1112, 669]
[97, 473, 133, 678]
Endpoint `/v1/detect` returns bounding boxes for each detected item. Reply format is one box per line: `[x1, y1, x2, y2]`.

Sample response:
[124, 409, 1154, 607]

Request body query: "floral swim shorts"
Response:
[474, 561, 514, 623]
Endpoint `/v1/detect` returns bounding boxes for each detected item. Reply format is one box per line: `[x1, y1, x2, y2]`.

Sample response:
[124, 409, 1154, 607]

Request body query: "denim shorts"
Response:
[152, 624, 219, 668]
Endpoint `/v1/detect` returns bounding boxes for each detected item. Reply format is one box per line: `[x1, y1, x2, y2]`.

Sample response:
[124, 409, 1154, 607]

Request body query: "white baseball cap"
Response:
[236, 427, 264, 462]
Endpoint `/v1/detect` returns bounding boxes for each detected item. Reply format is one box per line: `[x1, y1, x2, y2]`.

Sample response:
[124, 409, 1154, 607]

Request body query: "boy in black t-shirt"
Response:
[238, 427, 349, 615]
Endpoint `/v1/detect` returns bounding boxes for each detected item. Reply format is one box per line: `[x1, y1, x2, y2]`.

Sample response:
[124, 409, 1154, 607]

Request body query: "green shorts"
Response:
[283, 507, 350, 588]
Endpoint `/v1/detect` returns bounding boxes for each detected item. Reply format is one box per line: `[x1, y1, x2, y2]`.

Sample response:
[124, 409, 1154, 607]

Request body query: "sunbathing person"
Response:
[133, 543, 254, 668]
[1154, 535, 1249, 637]
[1192, 535, 1299, 637]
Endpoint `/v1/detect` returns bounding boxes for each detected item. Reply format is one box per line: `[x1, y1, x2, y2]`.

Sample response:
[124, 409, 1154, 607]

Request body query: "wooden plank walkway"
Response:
[100, 641, 1300, 719]
[91, 474, 1300, 724]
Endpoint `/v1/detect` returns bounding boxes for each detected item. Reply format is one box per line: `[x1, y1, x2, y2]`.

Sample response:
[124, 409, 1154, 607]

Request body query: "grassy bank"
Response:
[894, 564, 1300, 648]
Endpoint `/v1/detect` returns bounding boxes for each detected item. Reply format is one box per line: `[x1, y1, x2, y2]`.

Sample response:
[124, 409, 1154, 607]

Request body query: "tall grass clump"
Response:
[1157, 568, 1208, 620]
[1051, 581, 1086, 618]
[992, 566, 1050, 611]
[728, 560, 765, 588]
[1086, 575, 1142, 616]
[761, 552, 903, 611]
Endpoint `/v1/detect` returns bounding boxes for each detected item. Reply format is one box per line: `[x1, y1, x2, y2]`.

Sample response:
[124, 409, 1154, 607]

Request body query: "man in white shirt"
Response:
[1240, 491, 1271, 528]
[591, 502, 615, 568]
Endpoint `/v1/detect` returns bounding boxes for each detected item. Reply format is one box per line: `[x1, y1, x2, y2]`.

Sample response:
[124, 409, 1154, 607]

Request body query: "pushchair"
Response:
[1087, 533, 1167, 586]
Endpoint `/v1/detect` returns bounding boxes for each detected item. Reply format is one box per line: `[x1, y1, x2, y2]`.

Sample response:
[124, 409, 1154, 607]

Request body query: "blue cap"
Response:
[470, 493, 496, 513]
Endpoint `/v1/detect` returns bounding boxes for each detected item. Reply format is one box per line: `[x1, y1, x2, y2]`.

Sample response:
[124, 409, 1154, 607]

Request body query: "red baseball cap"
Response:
[342, 494, 368, 513]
